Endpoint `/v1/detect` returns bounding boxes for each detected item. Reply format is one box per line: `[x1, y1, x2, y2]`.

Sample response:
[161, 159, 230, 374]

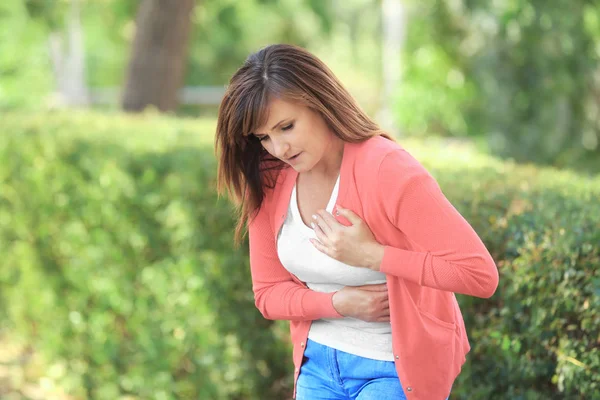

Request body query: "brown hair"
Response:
[215, 43, 392, 244]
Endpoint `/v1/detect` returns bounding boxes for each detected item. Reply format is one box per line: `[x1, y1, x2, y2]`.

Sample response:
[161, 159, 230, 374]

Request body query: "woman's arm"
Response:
[248, 198, 343, 320]
[374, 149, 499, 298]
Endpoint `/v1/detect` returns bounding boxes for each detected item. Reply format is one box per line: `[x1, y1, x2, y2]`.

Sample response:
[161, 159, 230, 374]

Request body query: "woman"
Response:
[215, 44, 499, 400]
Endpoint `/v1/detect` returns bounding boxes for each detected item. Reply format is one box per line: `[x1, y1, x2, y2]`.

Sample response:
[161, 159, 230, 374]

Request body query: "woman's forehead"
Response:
[255, 98, 302, 132]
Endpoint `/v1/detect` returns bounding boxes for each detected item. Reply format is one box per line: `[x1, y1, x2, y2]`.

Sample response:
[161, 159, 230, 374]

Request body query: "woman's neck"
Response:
[305, 135, 344, 181]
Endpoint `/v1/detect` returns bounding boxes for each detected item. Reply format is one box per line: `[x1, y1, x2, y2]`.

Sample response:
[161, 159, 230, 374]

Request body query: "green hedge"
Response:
[0, 111, 291, 399]
[1, 112, 598, 399]
[410, 140, 600, 399]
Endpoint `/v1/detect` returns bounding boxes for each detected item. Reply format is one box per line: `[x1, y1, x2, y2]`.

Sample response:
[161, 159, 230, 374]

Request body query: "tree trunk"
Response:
[378, 0, 405, 136]
[121, 0, 195, 113]
[48, 0, 89, 107]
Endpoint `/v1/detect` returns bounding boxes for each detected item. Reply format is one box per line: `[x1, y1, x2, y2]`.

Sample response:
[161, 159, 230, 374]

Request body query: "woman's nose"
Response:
[272, 138, 290, 159]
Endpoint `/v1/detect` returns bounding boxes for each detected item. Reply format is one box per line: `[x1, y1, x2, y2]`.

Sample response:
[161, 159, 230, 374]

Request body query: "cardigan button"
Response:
[406, 387, 412, 392]
[300, 342, 305, 348]
[395, 355, 399, 359]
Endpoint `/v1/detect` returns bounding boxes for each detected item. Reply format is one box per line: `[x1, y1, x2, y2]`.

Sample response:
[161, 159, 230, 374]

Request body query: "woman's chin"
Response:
[291, 165, 306, 172]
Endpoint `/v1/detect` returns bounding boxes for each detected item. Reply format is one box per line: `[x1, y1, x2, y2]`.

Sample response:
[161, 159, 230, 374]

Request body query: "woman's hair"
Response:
[215, 43, 392, 243]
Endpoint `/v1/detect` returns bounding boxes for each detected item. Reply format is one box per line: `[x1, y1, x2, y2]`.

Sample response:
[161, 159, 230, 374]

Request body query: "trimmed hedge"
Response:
[0, 112, 598, 399]
[0, 111, 291, 399]
[410, 140, 600, 399]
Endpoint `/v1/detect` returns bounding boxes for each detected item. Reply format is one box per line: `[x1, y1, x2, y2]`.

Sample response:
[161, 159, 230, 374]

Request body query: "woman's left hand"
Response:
[310, 206, 384, 270]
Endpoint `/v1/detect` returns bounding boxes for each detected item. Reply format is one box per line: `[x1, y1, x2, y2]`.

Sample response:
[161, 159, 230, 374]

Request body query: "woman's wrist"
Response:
[332, 291, 345, 317]
[365, 243, 385, 271]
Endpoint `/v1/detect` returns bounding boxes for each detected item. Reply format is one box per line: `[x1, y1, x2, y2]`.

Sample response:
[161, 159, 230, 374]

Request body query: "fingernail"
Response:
[312, 214, 317, 220]
[310, 222, 315, 229]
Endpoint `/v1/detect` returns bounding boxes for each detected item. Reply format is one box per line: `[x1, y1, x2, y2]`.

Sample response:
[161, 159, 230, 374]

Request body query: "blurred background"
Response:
[0, 0, 599, 399]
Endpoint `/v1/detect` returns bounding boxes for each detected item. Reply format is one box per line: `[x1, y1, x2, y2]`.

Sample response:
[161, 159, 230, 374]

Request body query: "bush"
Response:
[0, 113, 598, 399]
[0, 111, 291, 399]
[408, 138, 600, 399]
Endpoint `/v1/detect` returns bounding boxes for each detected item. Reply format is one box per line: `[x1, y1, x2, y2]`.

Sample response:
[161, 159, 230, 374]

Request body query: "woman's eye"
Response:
[281, 123, 294, 131]
[258, 135, 269, 142]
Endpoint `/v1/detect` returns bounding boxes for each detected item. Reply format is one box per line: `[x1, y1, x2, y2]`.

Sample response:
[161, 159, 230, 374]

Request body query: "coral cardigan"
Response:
[248, 135, 499, 400]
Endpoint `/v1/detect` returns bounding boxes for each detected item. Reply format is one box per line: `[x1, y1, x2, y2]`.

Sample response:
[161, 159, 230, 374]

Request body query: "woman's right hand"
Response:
[332, 283, 390, 322]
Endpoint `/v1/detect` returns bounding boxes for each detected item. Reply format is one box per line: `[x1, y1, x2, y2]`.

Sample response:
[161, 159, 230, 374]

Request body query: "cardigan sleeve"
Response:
[248, 197, 343, 321]
[375, 149, 499, 298]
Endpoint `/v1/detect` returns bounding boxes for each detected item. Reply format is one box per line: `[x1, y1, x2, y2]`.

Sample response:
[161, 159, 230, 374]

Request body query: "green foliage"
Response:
[23, 0, 69, 29]
[0, 112, 291, 399]
[1, 114, 599, 399]
[5, 0, 600, 175]
[188, 0, 335, 86]
[467, 0, 598, 169]
[408, 138, 600, 399]
[0, 1, 54, 110]
[398, 1, 600, 173]
[0, 0, 339, 111]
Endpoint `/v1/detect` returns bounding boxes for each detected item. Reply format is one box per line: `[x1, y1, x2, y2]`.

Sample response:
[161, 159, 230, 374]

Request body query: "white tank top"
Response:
[276, 174, 394, 361]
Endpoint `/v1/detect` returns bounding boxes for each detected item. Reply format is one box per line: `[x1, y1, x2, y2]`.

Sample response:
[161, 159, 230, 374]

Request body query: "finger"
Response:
[312, 211, 333, 235]
[358, 283, 388, 292]
[376, 316, 390, 322]
[317, 210, 342, 230]
[335, 206, 363, 226]
[361, 283, 387, 289]
[310, 238, 332, 258]
[311, 221, 333, 246]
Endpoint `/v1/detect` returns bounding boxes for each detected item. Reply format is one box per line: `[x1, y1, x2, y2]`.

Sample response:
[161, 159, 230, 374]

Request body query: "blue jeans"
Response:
[296, 339, 450, 399]
[296, 338, 406, 399]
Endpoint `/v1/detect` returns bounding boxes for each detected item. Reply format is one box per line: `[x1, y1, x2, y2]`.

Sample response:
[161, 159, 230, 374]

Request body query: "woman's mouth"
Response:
[287, 152, 302, 163]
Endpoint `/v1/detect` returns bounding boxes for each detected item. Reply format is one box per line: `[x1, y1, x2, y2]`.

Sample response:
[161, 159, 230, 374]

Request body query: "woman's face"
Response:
[253, 97, 337, 173]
